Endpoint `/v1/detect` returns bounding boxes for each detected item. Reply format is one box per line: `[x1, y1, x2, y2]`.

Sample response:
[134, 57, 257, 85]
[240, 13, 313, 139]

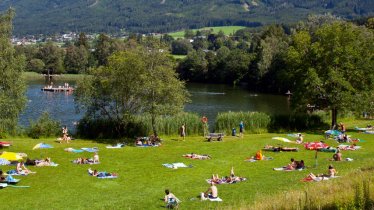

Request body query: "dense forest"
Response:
[0, 0, 373, 35]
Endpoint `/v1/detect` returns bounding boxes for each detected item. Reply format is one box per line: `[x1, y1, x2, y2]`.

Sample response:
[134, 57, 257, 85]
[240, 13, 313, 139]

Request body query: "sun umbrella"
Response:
[0, 152, 23, 161]
[33, 143, 53, 150]
[272, 137, 292, 143]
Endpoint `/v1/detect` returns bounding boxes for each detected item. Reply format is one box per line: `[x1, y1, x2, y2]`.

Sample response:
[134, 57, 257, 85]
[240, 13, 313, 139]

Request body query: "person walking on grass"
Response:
[180, 124, 186, 141]
[239, 121, 244, 138]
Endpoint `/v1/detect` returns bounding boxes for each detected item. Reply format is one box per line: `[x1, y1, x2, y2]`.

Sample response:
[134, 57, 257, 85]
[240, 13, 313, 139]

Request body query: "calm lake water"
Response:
[19, 80, 290, 131]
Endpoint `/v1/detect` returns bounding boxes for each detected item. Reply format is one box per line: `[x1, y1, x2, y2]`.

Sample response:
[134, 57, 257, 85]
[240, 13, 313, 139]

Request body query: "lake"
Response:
[19, 79, 290, 132]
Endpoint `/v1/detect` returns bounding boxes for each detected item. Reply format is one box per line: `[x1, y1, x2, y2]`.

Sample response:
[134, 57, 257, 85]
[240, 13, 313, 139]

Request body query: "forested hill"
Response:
[1, 0, 373, 35]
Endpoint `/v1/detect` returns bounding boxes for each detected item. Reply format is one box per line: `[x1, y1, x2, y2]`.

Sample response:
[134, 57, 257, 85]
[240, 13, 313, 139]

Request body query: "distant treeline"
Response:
[1, 0, 373, 35]
[16, 15, 374, 95]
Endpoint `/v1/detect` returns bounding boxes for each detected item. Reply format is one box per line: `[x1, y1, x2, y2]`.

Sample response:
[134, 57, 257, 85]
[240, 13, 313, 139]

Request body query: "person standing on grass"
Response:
[180, 124, 186, 141]
[239, 121, 244, 138]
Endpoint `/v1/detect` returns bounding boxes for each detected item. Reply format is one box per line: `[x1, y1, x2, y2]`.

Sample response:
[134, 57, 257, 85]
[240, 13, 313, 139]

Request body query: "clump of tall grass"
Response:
[135, 112, 204, 136]
[241, 167, 374, 210]
[215, 111, 270, 134]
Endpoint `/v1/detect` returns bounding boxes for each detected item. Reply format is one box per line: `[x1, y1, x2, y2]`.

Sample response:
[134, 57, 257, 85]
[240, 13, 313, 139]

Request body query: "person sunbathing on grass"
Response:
[306, 165, 337, 181]
[254, 150, 264, 160]
[88, 168, 116, 177]
[93, 153, 99, 163]
[36, 157, 52, 167]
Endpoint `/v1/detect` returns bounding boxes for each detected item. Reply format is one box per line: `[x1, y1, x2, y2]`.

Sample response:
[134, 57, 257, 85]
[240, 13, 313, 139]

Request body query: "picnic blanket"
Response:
[318, 147, 337, 153]
[273, 167, 305, 171]
[325, 130, 342, 136]
[304, 142, 329, 150]
[182, 154, 211, 160]
[206, 177, 247, 184]
[162, 163, 191, 169]
[355, 126, 373, 131]
[245, 157, 273, 162]
[364, 131, 374, 134]
[106, 143, 125, 149]
[64, 148, 84, 153]
[81, 148, 99, 153]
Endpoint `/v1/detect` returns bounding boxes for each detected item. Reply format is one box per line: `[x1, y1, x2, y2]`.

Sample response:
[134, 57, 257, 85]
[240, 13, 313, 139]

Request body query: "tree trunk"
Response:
[331, 107, 337, 129]
[151, 114, 158, 137]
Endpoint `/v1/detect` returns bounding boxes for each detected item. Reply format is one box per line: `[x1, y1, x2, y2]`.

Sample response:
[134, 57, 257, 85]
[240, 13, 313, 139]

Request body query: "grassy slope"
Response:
[1, 119, 373, 209]
[168, 26, 247, 39]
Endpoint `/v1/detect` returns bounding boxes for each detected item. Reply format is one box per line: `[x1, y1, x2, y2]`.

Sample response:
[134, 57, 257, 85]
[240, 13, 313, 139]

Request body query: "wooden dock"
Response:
[41, 87, 74, 92]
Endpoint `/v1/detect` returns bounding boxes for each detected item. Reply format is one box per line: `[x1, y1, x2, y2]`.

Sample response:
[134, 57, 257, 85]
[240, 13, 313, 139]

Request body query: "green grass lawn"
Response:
[169, 26, 246, 39]
[1, 120, 373, 209]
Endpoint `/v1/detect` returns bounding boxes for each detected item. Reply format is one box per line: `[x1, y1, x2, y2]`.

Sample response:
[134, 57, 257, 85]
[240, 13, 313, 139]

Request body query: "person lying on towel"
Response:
[88, 168, 117, 177]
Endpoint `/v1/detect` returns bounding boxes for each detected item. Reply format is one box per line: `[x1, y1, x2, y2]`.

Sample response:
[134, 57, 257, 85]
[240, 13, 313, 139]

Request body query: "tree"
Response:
[94, 34, 112, 66]
[286, 22, 374, 127]
[140, 48, 190, 136]
[75, 32, 89, 49]
[75, 48, 189, 137]
[64, 45, 89, 74]
[171, 39, 193, 55]
[0, 9, 27, 132]
[37, 42, 65, 74]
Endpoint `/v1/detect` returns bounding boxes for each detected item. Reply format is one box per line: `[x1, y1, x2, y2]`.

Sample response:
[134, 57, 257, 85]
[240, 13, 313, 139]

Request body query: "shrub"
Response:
[27, 112, 61, 139]
[215, 111, 271, 134]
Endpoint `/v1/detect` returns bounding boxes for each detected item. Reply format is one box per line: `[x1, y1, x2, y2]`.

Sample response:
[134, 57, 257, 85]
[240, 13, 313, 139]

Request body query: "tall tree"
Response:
[0, 9, 27, 132]
[286, 22, 374, 127]
[37, 42, 65, 74]
[64, 45, 89, 74]
[75, 48, 189, 137]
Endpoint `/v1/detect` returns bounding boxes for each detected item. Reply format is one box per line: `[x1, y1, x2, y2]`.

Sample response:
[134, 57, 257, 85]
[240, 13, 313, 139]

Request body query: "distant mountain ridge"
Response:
[1, 0, 373, 35]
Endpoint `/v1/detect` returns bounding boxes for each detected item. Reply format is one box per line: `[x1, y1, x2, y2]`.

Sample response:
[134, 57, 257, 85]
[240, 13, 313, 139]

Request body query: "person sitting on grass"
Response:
[332, 149, 342, 161]
[255, 150, 264, 160]
[93, 153, 99, 164]
[201, 182, 218, 200]
[16, 161, 33, 174]
[285, 158, 297, 170]
[296, 133, 303, 144]
[164, 189, 179, 209]
[295, 160, 305, 170]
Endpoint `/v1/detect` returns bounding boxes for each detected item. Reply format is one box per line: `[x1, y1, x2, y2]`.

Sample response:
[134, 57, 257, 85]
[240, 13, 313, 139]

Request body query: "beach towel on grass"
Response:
[202, 197, 222, 202]
[6, 170, 35, 176]
[162, 163, 191, 169]
[64, 148, 84, 153]
[364, 131, 374, 134]
[245, 157, 273, 162]
[106, 143, 125, 149]
[1, 175, 20, 184]
[273, 167, 305, 171]
[89, 172, 117, 179]
[136, 144, 159, 147]
[81, 148, 99, 153]
[0, 183, 7, 188]
[338, 145, 361, 150]
[0, 158, 10, 165]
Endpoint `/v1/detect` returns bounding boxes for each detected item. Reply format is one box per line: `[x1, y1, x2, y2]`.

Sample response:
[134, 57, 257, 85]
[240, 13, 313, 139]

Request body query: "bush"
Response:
[27, 112, 61, 139]
[215, 111, 271, 134]
[268, 113, 329, 132]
